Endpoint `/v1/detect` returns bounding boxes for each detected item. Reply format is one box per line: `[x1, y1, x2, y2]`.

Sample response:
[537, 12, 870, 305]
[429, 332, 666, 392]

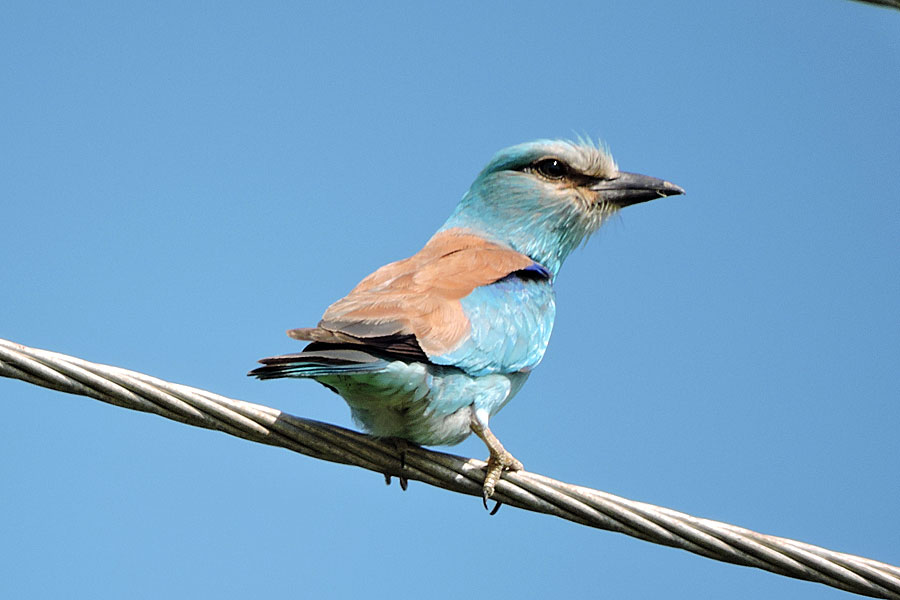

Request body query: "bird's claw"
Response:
[482, 494, 503, 515]
[384, 473, 410, 490]
[480, 450, 523, 514]
[384, 438, 411, 491]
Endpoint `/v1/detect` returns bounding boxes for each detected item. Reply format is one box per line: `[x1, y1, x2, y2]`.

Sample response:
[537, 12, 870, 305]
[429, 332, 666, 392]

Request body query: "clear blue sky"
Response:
[2, 2, 898, 599]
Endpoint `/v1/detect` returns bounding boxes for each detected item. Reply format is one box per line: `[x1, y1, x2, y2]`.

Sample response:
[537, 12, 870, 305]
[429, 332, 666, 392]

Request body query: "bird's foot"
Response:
[469, 412, 523, 514]
[481, 449, 523, 514]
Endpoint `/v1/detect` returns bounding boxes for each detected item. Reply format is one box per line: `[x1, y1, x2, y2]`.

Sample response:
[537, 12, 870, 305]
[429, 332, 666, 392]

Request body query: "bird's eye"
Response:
[532, 158, 570, 180]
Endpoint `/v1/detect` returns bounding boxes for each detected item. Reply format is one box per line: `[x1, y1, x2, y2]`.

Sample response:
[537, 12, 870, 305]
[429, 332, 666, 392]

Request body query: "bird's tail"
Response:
[248, 348, 388, 380]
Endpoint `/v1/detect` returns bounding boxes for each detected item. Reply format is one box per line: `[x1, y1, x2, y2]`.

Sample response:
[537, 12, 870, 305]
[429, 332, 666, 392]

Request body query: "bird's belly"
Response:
[315, 362, 527, 446]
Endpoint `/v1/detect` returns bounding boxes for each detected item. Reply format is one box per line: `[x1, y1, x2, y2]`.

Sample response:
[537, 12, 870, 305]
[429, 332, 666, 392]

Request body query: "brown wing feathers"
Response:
[287, 228, 533, 359]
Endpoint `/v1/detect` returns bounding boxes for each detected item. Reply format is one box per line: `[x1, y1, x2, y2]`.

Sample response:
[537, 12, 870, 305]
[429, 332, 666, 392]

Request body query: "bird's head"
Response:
[439, 139, 684, 276]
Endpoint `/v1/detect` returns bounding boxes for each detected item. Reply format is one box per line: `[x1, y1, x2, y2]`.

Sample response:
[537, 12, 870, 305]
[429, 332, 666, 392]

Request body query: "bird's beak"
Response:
[591, 172, 685, 208]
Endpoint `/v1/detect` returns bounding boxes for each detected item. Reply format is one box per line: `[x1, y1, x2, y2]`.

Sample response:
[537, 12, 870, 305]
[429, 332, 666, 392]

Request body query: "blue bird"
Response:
[250, 139, 683, 505]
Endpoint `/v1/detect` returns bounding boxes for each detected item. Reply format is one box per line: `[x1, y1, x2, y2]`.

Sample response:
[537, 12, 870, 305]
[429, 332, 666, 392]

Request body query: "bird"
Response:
[250, 139, 683, 507]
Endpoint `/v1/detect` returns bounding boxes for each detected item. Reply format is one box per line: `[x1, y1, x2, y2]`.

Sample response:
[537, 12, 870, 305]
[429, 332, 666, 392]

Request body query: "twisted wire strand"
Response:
[1, 338, 897, 599]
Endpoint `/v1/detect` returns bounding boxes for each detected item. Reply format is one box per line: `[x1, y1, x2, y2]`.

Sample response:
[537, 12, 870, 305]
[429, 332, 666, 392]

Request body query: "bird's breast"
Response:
[431, 275, 556, 376]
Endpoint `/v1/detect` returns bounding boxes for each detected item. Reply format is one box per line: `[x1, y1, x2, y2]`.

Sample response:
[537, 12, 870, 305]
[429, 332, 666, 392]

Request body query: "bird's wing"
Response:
[427, 270, 556, 376]
[288, 228, 538, 361]
[249, 348, 387, 379]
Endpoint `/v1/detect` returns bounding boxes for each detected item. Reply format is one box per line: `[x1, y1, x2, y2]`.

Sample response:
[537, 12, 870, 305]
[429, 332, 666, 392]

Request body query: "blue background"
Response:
[2, 2, 898, 598]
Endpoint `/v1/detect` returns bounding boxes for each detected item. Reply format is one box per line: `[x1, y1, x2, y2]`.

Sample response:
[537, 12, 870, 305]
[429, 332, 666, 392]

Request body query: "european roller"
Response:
[250, 139, 683, 507]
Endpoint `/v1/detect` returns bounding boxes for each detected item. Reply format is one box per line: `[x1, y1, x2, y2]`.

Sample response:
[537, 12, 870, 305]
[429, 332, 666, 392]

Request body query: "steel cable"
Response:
[1, 338, 897, 599]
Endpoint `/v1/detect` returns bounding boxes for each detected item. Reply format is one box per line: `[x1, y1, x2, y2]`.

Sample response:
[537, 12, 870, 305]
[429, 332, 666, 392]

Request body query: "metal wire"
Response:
[1, 337, 898, 599]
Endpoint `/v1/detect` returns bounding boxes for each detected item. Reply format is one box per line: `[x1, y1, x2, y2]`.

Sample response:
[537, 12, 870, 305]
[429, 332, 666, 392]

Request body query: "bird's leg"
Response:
[469, 411, 523, 509]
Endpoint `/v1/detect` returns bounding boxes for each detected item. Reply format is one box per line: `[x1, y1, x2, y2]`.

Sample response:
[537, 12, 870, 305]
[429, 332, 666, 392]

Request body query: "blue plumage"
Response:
[431, 273, 555, 376]
[251, 139, 683, 504]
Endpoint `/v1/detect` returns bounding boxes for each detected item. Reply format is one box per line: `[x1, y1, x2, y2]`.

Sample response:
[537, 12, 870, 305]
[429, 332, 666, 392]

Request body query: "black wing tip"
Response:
[247, 354, 303, 379]
[248, 347, 389, 380]
[247, 367, 275, 379]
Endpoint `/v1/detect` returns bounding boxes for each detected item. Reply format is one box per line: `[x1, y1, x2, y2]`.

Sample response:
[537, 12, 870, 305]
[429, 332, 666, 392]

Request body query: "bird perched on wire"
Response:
[250, 139, 683, 508]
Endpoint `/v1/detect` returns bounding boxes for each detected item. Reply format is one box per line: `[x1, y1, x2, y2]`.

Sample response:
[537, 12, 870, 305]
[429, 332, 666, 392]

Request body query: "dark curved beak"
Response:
[591, 171, 685, 208]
